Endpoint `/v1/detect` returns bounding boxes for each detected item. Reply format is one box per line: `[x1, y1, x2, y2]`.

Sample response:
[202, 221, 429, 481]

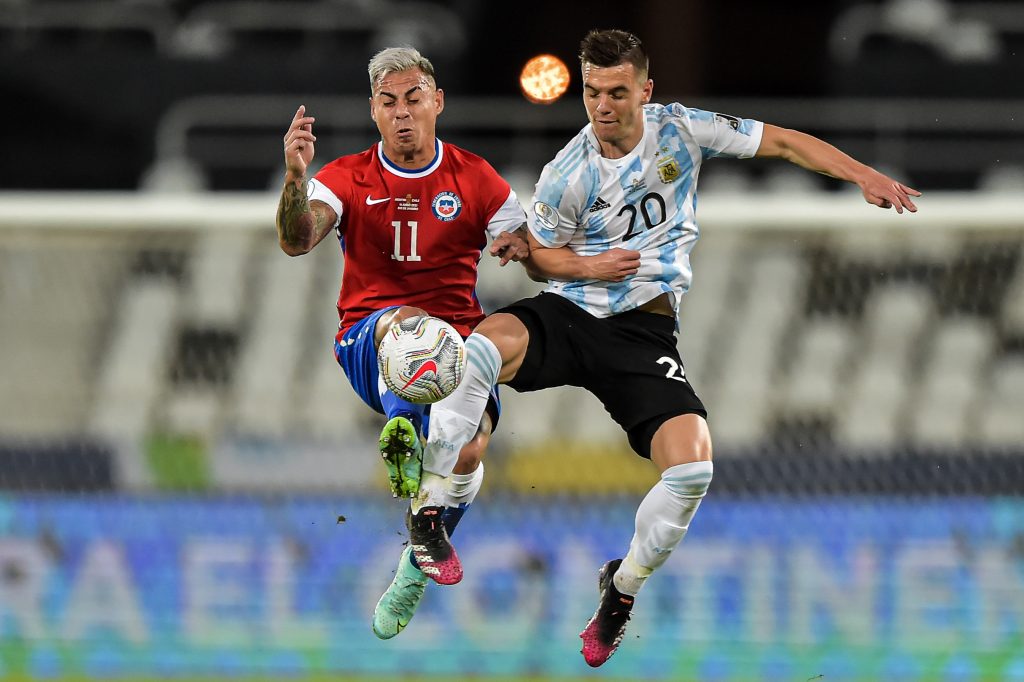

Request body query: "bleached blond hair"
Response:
[367, 46, 436, 93]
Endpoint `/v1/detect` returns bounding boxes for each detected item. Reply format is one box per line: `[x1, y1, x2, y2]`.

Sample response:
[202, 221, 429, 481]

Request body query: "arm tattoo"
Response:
[276, 177, 330, 253]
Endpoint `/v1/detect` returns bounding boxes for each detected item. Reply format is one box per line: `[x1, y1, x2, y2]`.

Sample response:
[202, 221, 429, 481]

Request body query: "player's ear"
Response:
[642, 79, 653, 105]
[368, 97, 376, 121]
[435, 88, 445, 115]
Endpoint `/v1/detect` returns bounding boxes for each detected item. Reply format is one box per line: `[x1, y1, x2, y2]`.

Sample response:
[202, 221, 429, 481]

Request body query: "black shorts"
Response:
[497, 293, 707, 459]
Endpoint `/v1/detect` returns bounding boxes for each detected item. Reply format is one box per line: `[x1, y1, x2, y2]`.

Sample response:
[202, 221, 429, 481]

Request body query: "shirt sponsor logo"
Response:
[588, 196, 611, 213]
[533, 201, 558, 230]
[431, 191, 462, 221]
[365, 196, 391, 205]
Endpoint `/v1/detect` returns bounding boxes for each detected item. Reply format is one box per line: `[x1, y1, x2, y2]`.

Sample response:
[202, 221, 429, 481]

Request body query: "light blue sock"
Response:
[421, 333, 502, 476]
[616, 460, 714, 595]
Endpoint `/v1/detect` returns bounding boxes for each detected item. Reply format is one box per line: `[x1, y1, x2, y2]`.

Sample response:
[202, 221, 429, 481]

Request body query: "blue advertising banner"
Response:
[0, 494, 1022, 680]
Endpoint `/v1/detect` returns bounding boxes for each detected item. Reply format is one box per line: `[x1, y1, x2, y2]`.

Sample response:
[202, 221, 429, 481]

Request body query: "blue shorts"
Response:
[334, 306, 501, 430]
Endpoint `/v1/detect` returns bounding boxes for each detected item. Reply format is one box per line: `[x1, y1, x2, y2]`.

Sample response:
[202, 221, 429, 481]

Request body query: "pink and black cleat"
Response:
[406, 506, 463, 585]
[580, 558, 635, 667]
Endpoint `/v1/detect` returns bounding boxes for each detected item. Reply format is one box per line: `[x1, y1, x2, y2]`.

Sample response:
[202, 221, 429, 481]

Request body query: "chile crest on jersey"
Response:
[431, 191, 462, 222]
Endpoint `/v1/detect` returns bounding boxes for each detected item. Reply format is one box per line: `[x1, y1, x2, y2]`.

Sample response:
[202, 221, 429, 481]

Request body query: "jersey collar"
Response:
[377, 139, 444, 178]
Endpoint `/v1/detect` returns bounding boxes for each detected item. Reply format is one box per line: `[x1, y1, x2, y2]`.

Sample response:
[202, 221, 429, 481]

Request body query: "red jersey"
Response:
[310, 140, 526, 339]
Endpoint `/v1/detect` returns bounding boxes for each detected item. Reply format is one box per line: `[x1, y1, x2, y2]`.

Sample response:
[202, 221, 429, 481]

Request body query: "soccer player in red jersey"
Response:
[274, 46, 530, 639]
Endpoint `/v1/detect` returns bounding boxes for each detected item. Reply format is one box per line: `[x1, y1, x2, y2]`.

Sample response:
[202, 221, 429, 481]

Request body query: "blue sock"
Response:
[408, 504, 470, 571]
[381, 390, 425, 434]
[441, 503, 469, 536]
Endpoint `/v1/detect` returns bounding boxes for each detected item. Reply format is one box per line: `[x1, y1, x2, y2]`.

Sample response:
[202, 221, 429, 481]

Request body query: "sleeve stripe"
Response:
[307, 178, 343, 227]
[485, 189, 527, 239]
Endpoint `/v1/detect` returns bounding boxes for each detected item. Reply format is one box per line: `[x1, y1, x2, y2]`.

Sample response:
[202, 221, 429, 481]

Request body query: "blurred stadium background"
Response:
[1, 0, 1023, 680]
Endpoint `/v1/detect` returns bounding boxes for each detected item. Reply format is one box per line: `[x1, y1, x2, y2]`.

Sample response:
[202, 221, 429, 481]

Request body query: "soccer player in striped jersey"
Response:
[406, 29, 920, 665]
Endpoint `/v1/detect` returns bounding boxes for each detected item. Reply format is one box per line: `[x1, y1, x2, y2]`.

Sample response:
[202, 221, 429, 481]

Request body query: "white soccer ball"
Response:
[377, 315, 467, 404]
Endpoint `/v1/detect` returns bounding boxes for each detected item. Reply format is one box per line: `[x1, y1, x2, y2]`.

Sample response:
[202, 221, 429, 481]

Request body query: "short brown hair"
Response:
[579, 29, 648, 77]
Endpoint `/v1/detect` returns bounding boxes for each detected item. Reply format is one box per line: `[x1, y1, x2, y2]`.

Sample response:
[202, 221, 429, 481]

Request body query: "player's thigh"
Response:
[583, 311, 707, 459]
[334, 306, 402, 413]
[592, 371, 707, 459]
[494, 293, 590, 391]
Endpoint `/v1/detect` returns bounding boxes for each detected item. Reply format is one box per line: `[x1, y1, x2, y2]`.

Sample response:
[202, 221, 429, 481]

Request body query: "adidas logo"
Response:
[588, 197, 611, 213]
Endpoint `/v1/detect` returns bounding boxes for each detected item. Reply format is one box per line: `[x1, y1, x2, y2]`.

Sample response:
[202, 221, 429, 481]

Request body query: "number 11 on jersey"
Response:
[391, 221, 421, 262]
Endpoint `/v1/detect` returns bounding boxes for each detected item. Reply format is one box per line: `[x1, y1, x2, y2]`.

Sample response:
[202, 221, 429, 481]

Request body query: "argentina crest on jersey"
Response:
[657, 157, 682, 184]
[431, 191, 462, 221]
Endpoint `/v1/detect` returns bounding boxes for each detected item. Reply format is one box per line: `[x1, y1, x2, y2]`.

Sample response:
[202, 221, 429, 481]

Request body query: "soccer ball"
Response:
[377, 316, 467, 404]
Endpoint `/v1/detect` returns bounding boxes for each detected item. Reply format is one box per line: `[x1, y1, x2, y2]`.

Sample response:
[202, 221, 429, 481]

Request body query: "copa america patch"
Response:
[431, 191, 462, 221]
[533, 201, 558, 230]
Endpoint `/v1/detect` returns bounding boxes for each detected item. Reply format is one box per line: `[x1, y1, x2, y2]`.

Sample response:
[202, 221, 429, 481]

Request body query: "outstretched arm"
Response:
[276, 105, 338, 256]
[522, 231, 640, 283]
[756, 124, 921, 214]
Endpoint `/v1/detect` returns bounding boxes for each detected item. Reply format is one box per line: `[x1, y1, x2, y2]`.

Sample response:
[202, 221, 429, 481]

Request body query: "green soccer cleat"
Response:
[372, 546, 428, 639]
[378, 416, 423, 498]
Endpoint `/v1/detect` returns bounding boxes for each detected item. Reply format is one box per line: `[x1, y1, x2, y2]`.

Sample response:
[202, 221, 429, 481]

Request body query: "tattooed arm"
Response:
[276, 105, 338, 256]
[276, 177, 337, 256]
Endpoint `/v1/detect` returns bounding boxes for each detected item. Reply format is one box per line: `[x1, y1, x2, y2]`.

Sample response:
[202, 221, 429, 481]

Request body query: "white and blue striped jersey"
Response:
[529, 102, 763, 318]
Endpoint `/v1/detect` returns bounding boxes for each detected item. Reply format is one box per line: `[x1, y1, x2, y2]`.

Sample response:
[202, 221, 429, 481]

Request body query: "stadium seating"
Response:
[4, 199, 1021, 494]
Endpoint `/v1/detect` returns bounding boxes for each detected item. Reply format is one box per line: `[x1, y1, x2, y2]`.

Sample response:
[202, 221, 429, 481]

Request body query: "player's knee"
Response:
[694, 427, 713, 461]
[475, 312, 524, 346]
[686, 420, 712, 462]
[384, 306, 428, 327]
[650, 413, 713, 470]
[474, 313, 529, 380]
[374, 306, 428, 345]
[393, 305, 428, 320]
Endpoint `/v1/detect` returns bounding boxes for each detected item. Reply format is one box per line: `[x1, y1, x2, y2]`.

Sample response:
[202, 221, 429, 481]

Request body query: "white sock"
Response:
[411, 471, 448, 513]
[422, 333, 502, 477]
[446, 462, 484, 508]
[614, 460, 713, 596]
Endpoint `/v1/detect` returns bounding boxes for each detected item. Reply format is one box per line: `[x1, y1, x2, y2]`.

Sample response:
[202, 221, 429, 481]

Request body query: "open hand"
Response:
[860, 169, 921, 214]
